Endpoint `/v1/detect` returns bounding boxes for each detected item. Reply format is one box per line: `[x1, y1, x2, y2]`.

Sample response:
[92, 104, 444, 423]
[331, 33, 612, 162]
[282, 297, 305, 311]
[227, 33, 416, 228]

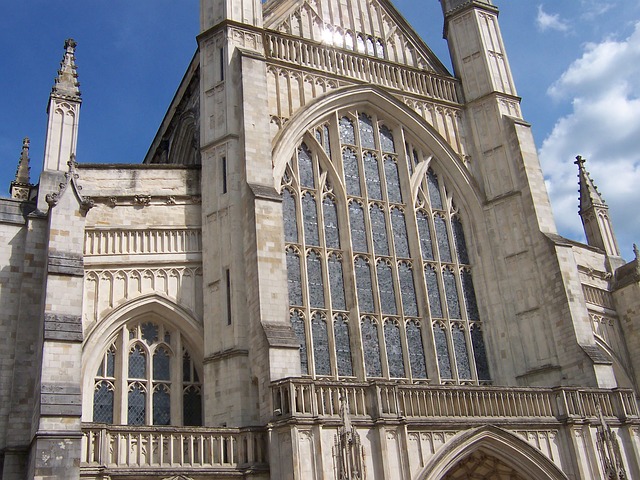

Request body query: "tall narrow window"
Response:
[384, 320, 405, 378]
[291, 311, 308, 375]
[226, 269, 232, 325]
[361, 317, 382, 377]
[334, 315, 353, 377]
[222, 156, 228, 194]
[406, 322, 427, 379]
[312, 313, 331, 376]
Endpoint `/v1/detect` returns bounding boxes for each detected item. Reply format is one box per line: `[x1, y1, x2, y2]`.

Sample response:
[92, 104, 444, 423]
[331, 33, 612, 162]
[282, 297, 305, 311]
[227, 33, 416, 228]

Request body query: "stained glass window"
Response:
[323, 196, 340, 248]
[361, 317, 382, 377]
[384, 157, 402, 203]
[355, 257, 374, 313]
[128, 383, 146, 426]
[298, 144, 315, 188]
[349, 201, 368, 252]
[452, 325, 471, 379]
[471, 325, 490, 381]
[283, 189, 298, 243]
[417, 210, 434, 261]
[153, 347, 170, 381]
[339, 117, 355, 145]
[141, 323, 158, 345]
[385, 321, 405, 378]
[302, 193, 320, 246]
[370, 204, 389, 256]
[153, 384, 171, 425]
[452, 216, 469, 264]
[443, 268, 461, 319]
[377, 260, 397, 315]
[312, 313, 331, 376]
[286, 248, 303, 306]
[358, 113, 375, 149]
[93, 382, 114, 424]
[183, 386, 202, 426]
[129, 344, 146, 378]
[334, 315, 353, 376]
[399, 263, 418, 317]
[434, 215, 452, 263]
[427, 169, 443, 209]
[425, 265, 443, 317]
[363, 152, 382, 200]
[462, 270, 480, 320]
[406, 322, 427, 379]
[290, 311, 308, 375]
[391, 208, 410, 258]
[379, 126, 395, 153]
[343, 148, 360, 196]
[328, 254, 346, 311]
[307, 251, 325, 309]
[434, 324, 452, 379]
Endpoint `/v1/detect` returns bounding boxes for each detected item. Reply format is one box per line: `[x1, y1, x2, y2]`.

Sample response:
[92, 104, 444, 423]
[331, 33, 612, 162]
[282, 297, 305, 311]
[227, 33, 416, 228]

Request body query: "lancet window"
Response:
[92, 321, 202, 426]
[281, 111, 490, 384]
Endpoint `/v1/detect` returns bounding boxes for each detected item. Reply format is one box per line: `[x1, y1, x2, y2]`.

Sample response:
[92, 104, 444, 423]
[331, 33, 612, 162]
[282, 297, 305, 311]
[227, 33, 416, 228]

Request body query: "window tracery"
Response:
[281, 110, 490, 384]
[91, 321, 202, 426]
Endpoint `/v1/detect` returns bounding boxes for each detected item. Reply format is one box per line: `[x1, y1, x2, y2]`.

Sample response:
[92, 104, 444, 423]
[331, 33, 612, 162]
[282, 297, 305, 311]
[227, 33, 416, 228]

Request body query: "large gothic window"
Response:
[92, 321, 203, 426]
[281, 111, 490, 384]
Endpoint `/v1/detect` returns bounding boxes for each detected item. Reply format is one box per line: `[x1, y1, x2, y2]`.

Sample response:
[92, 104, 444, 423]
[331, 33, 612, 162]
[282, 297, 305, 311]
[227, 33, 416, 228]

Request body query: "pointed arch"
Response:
[419, 425, 569, 480]
[271, 85, 483, 219]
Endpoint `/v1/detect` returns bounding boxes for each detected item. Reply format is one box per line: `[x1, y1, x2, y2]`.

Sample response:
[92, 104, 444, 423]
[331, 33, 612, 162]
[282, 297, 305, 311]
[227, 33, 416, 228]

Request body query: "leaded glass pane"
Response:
[376, 261, 397, 315]
[307, 251, 325, 309]
[323, 125, 331, 155]
[328, 255, 346, 311]
[128, 383, 146, 425]
[106, 348, 115, 377]
[443, 269, 461, 319]
[363, 152, 382, 200]
[452, 216, 470, 264]
[399, 263, 418, 316]
[434, 215, 452, 263]
[290, 311, 308, 375]
[283, 189, 298, 243]
[471, 325, 490, 381]
[370, 204, 389, 256]
[343, 148, 361, 196]
[286, 249, 303, 306]
[361, 318, 382, 377]
[334, 315, 353, 376]
[355, 258, 374, 313]
[298, 144, 315, 188]
[462, 270, 480, 321]
[425, 266, 443, 318]
[323, 196, 340, 249]
[302, 193, 320, 246]
[417, 211, 434, 261]
[379, 125, 395, 153]
[384, 157, 402, 204]
[433, 324, 452, 379]
[312, 314, 331, 376]
[141, 323, 158, 345]
[406, 322, 427, 379]
[339, 117, 355, 145]
[93, 381, 114, 424]
[183, 386, 203, 426]
[384, 321, 405, 378]
[153, 347, 170, 381]
[128, 344, 146, 378]
[153, 385, 171, 425]
[391, 208, 410, 258]
[349, 202, 368, 252]
[183, 352, 192, 382]
[452, 325, 472, 379]
[358, 113, 375, 149]
[427, 169, 443, 209]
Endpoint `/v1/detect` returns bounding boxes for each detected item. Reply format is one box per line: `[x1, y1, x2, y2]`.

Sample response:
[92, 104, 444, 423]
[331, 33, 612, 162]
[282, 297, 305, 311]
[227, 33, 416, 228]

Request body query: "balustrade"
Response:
[81, 425, 266, 471]
[85, 228, 202, 256]
[271, 379, 638, 423]
[265, 33, 460, 104]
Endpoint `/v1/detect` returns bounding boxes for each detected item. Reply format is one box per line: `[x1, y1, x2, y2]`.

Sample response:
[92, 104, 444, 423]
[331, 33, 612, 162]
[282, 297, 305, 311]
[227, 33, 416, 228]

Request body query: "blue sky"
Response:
[1, 0, 638, 259]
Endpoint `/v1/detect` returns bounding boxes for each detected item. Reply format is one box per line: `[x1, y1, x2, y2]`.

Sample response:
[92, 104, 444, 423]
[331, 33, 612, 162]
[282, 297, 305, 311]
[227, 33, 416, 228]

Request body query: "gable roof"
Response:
[263, 0, 451, 76]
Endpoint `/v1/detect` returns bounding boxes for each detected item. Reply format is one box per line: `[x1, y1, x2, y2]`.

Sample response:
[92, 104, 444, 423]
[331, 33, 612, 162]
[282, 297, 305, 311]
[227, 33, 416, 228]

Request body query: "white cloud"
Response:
[539, 23, 640, 259]
[536, 5, 570, 32]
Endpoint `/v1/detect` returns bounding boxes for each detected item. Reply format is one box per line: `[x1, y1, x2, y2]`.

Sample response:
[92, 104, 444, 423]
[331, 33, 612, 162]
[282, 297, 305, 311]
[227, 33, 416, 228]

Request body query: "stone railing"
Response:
[84, 228, 202, 256]
[265, 32, 461, 104]
[271, 379, 639, 423]
[81, 424, 267, 473]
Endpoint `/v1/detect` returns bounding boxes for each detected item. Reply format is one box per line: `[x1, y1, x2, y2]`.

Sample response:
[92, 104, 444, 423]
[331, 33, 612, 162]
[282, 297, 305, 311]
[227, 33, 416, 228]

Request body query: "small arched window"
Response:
[92, 321, 202, 426]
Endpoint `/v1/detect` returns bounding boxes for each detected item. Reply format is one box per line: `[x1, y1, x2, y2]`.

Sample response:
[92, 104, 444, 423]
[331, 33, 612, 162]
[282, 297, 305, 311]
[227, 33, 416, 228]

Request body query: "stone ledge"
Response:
[44, 313, 83, 342]
[48, 251, 84, 276]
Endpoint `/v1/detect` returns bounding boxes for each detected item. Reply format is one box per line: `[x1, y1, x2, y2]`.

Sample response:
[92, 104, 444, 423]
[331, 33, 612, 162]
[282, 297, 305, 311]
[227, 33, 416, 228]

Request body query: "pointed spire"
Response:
[575, 155, 607, 213]
[51, 38, 81, 100]
[10, 137, 34, 200]
[574, 155, 620, 257]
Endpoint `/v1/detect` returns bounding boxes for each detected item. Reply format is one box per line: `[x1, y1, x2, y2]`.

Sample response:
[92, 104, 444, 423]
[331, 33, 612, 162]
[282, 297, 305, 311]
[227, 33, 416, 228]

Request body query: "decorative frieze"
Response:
[84, 228, 202, 257]
[583, 284, 615, 310]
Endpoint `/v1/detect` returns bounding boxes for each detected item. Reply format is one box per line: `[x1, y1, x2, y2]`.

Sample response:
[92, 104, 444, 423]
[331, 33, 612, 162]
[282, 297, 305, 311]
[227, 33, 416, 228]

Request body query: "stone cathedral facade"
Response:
[1, 0, 640, 478]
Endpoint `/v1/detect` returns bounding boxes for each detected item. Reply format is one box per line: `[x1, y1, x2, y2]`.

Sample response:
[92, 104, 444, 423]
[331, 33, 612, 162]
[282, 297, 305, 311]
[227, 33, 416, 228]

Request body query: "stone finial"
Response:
[52, 38, 81, 100]
[441, 0, 495, 15]
[10, 137, 34, 200]
[634, 244, 639, 261]
[575, 155, 607, 213]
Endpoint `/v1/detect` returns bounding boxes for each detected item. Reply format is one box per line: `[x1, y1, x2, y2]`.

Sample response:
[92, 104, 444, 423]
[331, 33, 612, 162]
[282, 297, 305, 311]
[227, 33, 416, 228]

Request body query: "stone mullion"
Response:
[171, 331, 182, 426]
[145, 342, 153, 425]
[116, 329, 128, 425]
